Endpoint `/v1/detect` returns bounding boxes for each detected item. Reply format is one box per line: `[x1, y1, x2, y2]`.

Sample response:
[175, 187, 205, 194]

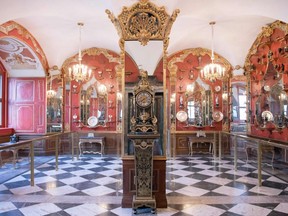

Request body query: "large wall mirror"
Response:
[47, 72, 63, 133]
[253, 61, 288, 131]
[80, 77, 108, 127]
[124, 40, 164, 156]
[185, 77, 212, 127]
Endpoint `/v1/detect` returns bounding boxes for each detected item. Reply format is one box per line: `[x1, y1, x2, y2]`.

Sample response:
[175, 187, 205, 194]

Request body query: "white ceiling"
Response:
[1, 0, 287, 77]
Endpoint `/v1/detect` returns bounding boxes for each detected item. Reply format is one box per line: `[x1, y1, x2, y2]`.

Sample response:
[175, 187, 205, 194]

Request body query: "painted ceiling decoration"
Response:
[0, 21, 48, 77]
[0, 38, 37, 70]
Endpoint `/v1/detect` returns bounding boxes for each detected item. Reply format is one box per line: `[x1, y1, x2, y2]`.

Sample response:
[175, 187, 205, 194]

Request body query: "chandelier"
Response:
[201, 21, 225, 82]
[69, 22, 91, 82]
[47, 75, 56, 98]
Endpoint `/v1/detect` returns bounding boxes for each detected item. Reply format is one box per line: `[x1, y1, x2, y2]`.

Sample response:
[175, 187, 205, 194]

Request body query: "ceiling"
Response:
[0, 0, 287, 77]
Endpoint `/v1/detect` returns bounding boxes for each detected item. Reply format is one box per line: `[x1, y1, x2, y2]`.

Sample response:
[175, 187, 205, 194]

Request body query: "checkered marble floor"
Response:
[1, 155, 288, 215]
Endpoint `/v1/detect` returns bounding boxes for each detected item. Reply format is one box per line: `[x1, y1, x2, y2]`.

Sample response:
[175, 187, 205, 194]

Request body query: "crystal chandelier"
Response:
[69, 22, 91, 82]
[201, 21, 225, 82]
[47, 75, 56, 98]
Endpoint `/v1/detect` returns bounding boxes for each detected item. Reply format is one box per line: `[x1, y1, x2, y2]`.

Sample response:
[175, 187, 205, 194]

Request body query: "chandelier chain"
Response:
[69, 22, 91, 82]
[201, 21, 225, 82]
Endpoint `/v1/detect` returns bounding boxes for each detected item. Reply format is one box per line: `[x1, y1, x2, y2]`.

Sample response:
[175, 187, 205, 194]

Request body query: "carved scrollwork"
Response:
[106, 0, 179, 45]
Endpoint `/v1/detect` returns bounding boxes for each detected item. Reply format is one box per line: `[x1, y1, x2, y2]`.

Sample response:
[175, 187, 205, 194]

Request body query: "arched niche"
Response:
[167, 48, 232, 132]
[61, 48, 121, 131]
[244, 21, 288, 136]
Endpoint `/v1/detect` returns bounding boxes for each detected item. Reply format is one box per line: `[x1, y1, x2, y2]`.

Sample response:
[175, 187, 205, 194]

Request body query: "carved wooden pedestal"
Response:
[132, 140, 155, 213]
[122, 156, 167, 208]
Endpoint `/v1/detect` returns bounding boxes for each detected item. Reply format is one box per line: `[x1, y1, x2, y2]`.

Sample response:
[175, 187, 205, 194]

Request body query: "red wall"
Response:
[247, 22, 288, 141]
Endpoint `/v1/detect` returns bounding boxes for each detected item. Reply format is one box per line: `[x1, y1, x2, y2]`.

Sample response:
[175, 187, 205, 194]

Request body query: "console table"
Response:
[0, 142, 30, 168]
[79, 136, 105, 156]
[188, 136, 215, 156]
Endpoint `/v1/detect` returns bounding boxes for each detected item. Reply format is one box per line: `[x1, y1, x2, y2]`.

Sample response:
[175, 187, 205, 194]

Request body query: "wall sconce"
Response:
[98, 84, 107, 95]
[186, 84, 194, 93]
[170, 93, 176, 103]
[109, 84, 114, 93]
[279, 91, 287, 101]
[117, 92, 122, 101]
[98, 70, 104, 80]
[222, 92, 228, 101]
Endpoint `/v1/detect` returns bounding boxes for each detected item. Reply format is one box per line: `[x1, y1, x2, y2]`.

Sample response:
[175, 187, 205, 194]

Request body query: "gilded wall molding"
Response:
[106, 0, 179, 45]
[244, 20, 288, 72]
[168, 48, 232, 79]
[0, 21, 49, 73]
[61, 47, 121, 78]
[231, 75, 246, 82]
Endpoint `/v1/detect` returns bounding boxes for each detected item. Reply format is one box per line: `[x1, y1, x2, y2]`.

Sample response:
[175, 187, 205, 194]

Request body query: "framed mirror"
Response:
[124, 40, 164, 156]
[80, 77, 108, 127]
[46, 74, 63, 133]
[185, 77, 212, 127]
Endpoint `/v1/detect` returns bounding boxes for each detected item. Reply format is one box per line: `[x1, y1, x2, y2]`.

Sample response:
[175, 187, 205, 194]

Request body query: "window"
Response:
[187, 100, 195, 124]
[238, 94, 246, 121]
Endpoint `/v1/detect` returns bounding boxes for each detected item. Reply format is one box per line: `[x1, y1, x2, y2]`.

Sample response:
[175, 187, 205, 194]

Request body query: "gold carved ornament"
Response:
[61, 47, 121, 81]
[244, 20, 288, 73]
[106, 0, 179, 46]
[167, 48, 232, 80]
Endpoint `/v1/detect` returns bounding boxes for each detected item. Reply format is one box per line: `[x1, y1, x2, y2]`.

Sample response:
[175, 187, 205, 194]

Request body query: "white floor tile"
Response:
[172, 176, 200, 185]
[111, 207, 133, 216]
[193, 164, 214, 170]
[176, 186, 209, 196]
[59, 176, 88, 185]
[249, 185, 282, 196]
[266, 176, 287, 184]
[182, 204, 226, 216]
[98, 169, 122, 176]
[10, 185, 43, 195]
[167, 164, 189, 169]
[70, 169, 95, 176]
[0, 184, 8, 191]
[104, 164, 122, 170]
[236, 176, 261, 185]
[20, 203, 61, 216]
[92, 176, 121, 185]
[213, 185, 246, 196]
[225, 169, 250, 176]
[5, 175, 27, 183]
[228, 203, 271, 216]
[198, 169, 221, 177]
[204, 176, 232, 185]
[79, 163, 100, 169]
[274, 203, 288, 214]
[65, 203, 107, 216]
[42, 169, 67, 176]
[34, 176, 57, 184]
[0, 202, 17, 213]
[46, 185, 78, 196]
[169, 169, 194, 177]
[82, 185, 115, 196]
[189, 159, 210, 164]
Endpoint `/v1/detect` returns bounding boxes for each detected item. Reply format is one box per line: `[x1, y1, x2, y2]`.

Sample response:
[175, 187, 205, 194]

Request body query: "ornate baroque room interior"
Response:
[1, 0, 288, 215]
